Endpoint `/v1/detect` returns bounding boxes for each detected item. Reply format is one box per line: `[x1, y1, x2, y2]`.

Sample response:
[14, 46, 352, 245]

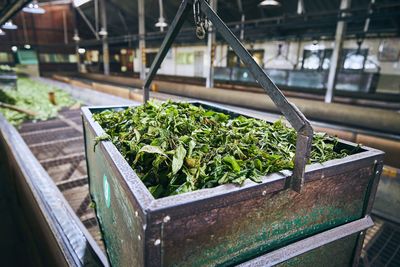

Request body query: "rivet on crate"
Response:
[163, 215, 171, 223]
[154, 239, 161, 246]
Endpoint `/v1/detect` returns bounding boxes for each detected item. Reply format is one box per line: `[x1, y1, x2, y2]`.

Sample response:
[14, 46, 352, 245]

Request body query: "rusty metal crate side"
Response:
[277, 234, 359, 267]
[145, 163, 377, 266]
[238, 216, 373, 267]
[82, 108, 150, 267]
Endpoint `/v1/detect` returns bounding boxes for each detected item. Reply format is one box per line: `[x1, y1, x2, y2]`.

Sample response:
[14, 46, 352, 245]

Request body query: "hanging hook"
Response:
[193, 0, 209, 39]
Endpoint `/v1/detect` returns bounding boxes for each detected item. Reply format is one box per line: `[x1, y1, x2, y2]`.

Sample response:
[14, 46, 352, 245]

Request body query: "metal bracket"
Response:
[142, 0, 313, 193]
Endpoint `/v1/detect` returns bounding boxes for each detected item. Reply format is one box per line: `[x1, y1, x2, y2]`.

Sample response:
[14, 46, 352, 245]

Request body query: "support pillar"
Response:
[138, 0, 146, 81]
[71, 4, 81, 72]
[324, 0, 351, 103]
[206, 0, 217, 88]
[99, 0, 109, 75]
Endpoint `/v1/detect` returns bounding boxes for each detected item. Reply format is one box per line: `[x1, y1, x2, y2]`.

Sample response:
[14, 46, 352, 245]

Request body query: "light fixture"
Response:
[78, 48, 86, 54]
[2, 20, 18, 30]
[23, 1, 46, 14]
[11, 46, 18, 52]
[307, 40, 325, 51]
[73, 33, 80, 42]
[155, 0, 168, 32]
[73, 0, 92, 7]
[99, 28, 107, 37]
[24, 44, 31, 49]
[155, 18, 168, 29]
[0, 29, 5, 36]
[259, 0, 281, 7]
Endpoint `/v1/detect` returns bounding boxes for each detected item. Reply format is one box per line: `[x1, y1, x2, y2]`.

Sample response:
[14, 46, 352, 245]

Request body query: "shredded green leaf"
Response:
[0, 78, 77, 126]
[93, 100, 352, 198]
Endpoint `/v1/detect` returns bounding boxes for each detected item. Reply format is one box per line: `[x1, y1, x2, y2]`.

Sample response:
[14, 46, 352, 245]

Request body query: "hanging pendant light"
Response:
[23, 1, 46, 14]
[99, 27, 108, 37]
[2, 20, 18, 30]
[155, 0, 168, 32]
[0, 29, 5, 36]
[73, 33, 80, 42]
[2, 21, 17, 30]
[155, 18, 168, 31]
[259, 0, 281, 7]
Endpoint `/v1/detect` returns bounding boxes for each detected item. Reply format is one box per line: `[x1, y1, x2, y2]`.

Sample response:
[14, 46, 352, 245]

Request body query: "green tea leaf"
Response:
[172, 145, 186, 175]
[223, 155, 241, 173]
[93, 100, 351, 199]
[138, 145, 167, 157]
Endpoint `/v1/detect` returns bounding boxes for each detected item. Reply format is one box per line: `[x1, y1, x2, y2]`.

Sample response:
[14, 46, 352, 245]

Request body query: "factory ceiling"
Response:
[75, 0, 400, 46]
[0, 0, 31, 24]
[1, 0, 400, 46]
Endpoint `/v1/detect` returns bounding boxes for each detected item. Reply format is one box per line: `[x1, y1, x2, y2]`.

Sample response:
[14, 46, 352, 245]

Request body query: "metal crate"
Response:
[82, 102, 384, 266]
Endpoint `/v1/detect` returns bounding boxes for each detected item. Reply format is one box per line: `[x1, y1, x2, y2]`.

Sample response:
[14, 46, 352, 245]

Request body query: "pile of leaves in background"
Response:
[0, 65, 15, 72]
[94, 101, 352, 198]
[0, 78, 76, 126]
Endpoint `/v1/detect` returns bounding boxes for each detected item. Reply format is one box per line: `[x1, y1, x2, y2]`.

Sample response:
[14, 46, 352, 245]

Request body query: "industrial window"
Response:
[0, 52, 12, 63]
[39, 53, 77, 63]
[86, 50, 99, 63]
[341, 49, 368, 70]
[176, 52, 194, 65]
[146, 52, 158, 68]
[302, 48, 368, 71]
[302, 49, 332, 70]
[227, 50, 264, 68]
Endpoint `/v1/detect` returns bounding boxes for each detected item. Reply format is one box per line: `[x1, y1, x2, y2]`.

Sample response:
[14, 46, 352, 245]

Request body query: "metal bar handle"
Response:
[142, 0, 193, 101]
[142, 0, 313, 192]
[200, 0, 313, 192]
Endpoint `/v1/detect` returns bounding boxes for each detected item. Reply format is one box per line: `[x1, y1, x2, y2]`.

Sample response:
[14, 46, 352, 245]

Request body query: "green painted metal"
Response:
[157, 168, 370, 266]
[82, 103, 384, 267]
[85, 123, 145, 267]
[277, 234, 359, 267]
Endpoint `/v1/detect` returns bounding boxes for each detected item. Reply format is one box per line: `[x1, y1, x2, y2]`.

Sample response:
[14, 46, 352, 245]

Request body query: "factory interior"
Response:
[0, 0, 400, 266]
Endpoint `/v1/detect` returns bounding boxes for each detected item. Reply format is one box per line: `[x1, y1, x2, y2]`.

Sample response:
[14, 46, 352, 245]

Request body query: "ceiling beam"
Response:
[0, 0, 32, 25]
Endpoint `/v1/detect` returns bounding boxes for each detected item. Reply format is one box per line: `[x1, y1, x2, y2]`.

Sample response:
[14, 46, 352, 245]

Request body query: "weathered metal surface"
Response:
[149, 165, 372, 266]
[372, 166, 400, 224]
[82, 101, 384, 266]
[278, 234, 359, 267]
[21, 126, 82, 146]
[238, 216, 373, 266]
[0, 113, 108, 266]
[19, 109, 107, 255]
[84, 117, 148, 267]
